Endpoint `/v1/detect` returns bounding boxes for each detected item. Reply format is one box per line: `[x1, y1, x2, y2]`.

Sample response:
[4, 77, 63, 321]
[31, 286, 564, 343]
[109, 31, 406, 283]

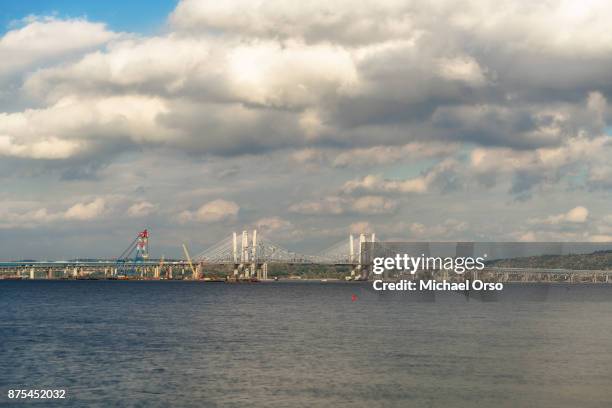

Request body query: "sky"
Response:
[2, 0, 612, 259]
[0, 1, 177, 34]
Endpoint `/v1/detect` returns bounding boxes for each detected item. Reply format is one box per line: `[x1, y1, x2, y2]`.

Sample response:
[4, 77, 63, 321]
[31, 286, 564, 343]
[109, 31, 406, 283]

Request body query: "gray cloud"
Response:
[2, 1, 612, 258]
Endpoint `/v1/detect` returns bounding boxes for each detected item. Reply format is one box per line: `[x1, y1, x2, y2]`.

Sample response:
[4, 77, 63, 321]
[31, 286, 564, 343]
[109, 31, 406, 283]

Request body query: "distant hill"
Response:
[487, 250, 612, 270]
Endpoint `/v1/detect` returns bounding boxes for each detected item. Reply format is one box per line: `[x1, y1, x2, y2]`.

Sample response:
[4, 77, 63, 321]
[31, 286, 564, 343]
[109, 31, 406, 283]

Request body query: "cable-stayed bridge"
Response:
[194, 230, 376, 280]
[4, 228, 612, 284]
[0, 229, 376, 280]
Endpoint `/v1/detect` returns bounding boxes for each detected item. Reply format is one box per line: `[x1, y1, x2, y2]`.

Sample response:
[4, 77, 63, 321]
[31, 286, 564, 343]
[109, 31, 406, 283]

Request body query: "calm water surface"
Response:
[1, 281, 612, 407]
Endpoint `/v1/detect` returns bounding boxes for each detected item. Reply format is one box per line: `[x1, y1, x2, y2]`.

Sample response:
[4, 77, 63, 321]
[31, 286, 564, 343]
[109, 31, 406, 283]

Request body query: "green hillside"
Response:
[488, 250, 612, 270]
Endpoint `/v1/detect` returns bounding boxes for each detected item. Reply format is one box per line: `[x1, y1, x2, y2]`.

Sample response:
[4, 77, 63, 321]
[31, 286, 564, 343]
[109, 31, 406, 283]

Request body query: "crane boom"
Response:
[182, 244, 198, 280]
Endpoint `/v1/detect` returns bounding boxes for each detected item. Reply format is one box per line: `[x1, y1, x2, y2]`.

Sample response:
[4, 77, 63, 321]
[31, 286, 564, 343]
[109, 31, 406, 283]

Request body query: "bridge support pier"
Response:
[347, 232, 376, 281]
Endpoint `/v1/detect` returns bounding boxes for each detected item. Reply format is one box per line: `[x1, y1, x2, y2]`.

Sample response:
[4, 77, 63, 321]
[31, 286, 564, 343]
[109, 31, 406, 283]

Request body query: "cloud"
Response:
[225, 41, 357, 108]
[350, 196, 397, 214]
[0, 16, 117, 79]
[516, 231, 537, 242]
[17, 35, 356, 158]
[0, 135, 83, 159]
[3, 1, 612, 166]
[343, 174, 421, 195]
[169, 0, 417, 45]
[0, 95, 170, 159]
[255, 216, 291, 230]
[179, 199, 239, 223]
[341, 174, 428, 195]
[349, 221, 374, 234]
[431, 105, 564, 149]
[436, 56, 487, 85]
[340, 159, 464, 196]
[365, 219, 469, 240]
[0, 198, 107, 228]
[332, 142, 458, 168]
[289, 197, 344, 215]
[64, 198, 106, 220]
[169, 0, 612, 55]
[250, 216, 304, 241]
[289, 195, 396, 215]
[552, 206, 589, 224]
[529, 206, 589, 225]
[127, 201, 157, 217]
[0, 205, 60, 228]
[403, 219, 468, 240]
[469, 134, 611, 195]
[4, 1, 612, 256]
[509, 228, 608, 242]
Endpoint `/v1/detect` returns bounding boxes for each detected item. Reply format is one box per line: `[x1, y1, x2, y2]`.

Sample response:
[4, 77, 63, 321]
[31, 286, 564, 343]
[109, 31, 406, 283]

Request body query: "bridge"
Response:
[478, 267, 612, 284]
[2, 229, 612, 283]
[387, 266, 612, 284]
[192, 230, 375, 280]
[0, 260, 189, 280]
[0, 230, 376, 281]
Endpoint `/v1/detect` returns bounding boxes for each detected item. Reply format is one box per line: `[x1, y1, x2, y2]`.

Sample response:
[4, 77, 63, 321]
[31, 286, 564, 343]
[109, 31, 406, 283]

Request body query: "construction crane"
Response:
[116, 229, 149, 276]
[182, 243, 198, 280]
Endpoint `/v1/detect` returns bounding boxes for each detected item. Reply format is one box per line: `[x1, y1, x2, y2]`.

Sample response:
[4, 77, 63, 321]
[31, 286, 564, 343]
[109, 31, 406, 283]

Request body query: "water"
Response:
[1, 281, 612, 407]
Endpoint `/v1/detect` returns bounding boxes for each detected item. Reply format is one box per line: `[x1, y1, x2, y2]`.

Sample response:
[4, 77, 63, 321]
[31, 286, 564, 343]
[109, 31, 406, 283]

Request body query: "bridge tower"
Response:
[233, 232, 238, 279]
[350, 232, 376, 280]
[249, 229, 268, 280]
[232, 230, 252, 279]
[251, 229, 257, 278]
[241, 230, 249, 278]
[229, 229, 267, 280]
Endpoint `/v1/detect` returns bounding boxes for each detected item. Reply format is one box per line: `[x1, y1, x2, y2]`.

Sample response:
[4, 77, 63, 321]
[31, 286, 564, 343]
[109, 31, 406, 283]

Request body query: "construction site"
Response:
[0, 229, 374, 282]
[3, 229, 612, 284]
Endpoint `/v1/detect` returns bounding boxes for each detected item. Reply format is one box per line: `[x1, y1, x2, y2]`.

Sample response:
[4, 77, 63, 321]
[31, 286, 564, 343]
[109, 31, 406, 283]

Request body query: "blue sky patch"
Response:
[1, 0, 177, 34]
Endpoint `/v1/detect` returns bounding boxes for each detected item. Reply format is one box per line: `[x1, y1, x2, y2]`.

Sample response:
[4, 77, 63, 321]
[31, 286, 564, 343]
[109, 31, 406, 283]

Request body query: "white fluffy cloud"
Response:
[0, 16, 117, 79]
[169, 0, 417, 44]
[529, 206, 589, 225]
[0, 198, 106, 228]
[64, 198, 106, 220]
[0, 95, 170, 159]
[179, 199, 240, 223]
[127, 201, 157, 217]
[289, 197, 344, 215]
[351, 196, 398, 214]
[255, 216, 292, 232]
[0, 135, 82, 159]
[469, 133, 611, 195]
[342, 174, 428, 195]
[5, 0, 612, 162]
[168, 0, 612, 62]
[3, 0, 612, 255]
[289, 195, 397, 215]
